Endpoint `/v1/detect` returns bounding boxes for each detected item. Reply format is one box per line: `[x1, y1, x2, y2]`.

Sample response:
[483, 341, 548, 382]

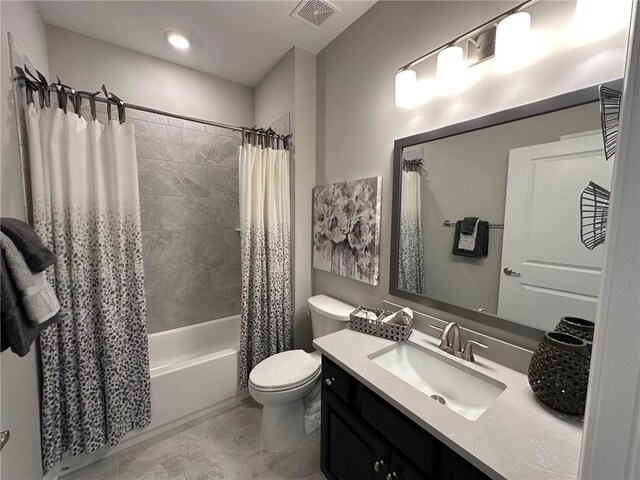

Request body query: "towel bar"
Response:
[442, 220, 504, 229]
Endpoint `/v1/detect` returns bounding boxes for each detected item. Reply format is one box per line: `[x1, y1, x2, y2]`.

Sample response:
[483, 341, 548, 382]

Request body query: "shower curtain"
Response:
[238, 133, 292, 388]
[398, 167, 425, 294]
[24, 102, 151, 471]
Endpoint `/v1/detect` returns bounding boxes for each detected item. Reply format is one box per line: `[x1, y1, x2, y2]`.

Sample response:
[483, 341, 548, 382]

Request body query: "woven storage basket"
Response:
[349, 306, 412, 342]
[528, 332, 591, 415]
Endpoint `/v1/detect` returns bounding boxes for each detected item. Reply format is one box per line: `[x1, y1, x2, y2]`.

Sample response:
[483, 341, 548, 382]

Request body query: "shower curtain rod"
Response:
[14, 77, 289, 140]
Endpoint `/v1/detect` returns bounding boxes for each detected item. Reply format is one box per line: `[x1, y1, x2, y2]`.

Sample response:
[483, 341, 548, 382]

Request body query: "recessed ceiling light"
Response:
[166, 32, 190, 50]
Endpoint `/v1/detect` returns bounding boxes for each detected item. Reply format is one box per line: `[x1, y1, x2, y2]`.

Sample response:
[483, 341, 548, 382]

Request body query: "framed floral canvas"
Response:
[312, 176, 382, 285]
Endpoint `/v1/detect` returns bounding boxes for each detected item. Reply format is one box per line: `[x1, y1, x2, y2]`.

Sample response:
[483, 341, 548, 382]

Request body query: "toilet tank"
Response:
[308, 294, 355, 339]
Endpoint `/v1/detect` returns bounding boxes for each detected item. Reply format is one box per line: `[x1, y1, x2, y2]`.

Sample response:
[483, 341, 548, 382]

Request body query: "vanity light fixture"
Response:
[395, 0, 539, 108]
[571, 0, 631, 44]
[495, 12, 532, 71]
[395, 69, 418, 108]
[166, 32, 190, 50]
[436, 46, 466, 94]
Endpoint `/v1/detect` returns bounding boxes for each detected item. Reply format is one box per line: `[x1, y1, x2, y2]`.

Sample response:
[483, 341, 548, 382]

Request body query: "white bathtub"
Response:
[50, 315, 244, 479]
[146, 315, 243, 431]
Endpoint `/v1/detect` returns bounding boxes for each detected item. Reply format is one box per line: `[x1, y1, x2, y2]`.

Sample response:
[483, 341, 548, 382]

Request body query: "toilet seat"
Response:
[249, 349, 321, 392]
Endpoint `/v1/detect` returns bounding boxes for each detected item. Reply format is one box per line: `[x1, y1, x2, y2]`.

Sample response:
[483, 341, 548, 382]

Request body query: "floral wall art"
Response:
[313, 176, 382, 285]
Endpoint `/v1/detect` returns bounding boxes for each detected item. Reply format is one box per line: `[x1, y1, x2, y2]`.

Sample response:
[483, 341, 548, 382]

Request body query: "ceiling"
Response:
[36, 1, 376, 87]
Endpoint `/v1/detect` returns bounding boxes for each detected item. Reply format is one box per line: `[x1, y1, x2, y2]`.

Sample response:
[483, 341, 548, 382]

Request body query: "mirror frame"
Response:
[390, 80, 622, 336]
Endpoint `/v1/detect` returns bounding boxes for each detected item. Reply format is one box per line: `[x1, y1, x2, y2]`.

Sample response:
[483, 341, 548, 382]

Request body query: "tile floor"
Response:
[63, 398, 326, 480]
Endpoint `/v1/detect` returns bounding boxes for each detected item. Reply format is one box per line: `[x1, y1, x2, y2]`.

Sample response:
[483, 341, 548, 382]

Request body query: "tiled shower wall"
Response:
[129, 110, 242, 334]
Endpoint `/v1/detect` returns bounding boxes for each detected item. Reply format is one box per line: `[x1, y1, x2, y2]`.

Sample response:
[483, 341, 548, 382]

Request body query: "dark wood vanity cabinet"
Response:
[321, 357, 492, 480]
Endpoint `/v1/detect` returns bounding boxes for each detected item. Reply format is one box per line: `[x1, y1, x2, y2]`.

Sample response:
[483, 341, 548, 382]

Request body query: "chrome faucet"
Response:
[430, 322, 488, 362]
[438, 322, 461, 354]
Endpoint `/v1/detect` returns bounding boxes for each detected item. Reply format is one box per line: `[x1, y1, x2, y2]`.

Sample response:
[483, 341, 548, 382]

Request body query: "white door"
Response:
[498, 133, 613, 330]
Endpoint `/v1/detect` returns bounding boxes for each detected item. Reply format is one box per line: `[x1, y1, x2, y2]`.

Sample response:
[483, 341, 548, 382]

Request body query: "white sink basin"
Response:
[370, 343, 506, 421]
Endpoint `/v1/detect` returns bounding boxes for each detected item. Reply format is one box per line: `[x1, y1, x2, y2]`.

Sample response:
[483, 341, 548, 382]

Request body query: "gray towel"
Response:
[1, 251, 59, 356]
[0, 217, 56, 273]
[0, 233, 60, 324]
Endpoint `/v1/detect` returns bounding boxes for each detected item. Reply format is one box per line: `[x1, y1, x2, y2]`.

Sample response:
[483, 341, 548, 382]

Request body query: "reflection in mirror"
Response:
[398, 150, 425, 294]
[394, 101, 614, 331]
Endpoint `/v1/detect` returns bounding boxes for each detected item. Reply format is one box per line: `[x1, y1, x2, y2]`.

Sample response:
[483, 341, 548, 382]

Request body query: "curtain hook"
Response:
[101, 84, 112, 121]
[54, 77, 68, 113]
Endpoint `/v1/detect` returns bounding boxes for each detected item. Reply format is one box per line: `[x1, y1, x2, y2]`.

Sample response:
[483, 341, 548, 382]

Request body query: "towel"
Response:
[458, 218, 480, 251]
[452, 220, 489, 258]
[0, 217, 56, 273]
[0, 233, 60, 324]
[1, 251, 60, 356]
[356, 309, 379, 321]
[460, 216, 478, 235]
[381, 307, 413, 326]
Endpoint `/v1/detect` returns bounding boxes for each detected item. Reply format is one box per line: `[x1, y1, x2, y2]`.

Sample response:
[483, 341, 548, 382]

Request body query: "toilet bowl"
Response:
[248, 294, 354, 451]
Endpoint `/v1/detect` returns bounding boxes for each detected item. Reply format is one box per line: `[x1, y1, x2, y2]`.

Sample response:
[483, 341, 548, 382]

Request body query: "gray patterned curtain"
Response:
[24, 102, 151, 471]
[238, 133, 293, 388]
[398, 165, 425, 294]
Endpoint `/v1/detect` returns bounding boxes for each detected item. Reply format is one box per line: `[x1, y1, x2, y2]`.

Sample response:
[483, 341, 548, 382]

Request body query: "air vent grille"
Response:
[291, 0, 340, 29]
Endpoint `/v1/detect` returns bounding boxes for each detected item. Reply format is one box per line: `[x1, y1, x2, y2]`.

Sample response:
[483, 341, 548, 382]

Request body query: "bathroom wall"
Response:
[132, 110, 242, 333]
[0, 2, 48, 478]
[254, 47, 317, 350]
[315, 0, 630, 349]
[45, 25, 253, 127]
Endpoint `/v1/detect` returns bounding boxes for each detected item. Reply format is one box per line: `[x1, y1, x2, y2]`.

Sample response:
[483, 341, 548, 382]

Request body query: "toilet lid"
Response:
[250, 350, 321, 391]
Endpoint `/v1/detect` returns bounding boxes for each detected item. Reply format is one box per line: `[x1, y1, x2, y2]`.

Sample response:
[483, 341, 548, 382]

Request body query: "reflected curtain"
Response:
[398, 166, 425, 294]
[25, 102, 151, 471]
[238, 133, 293, 388]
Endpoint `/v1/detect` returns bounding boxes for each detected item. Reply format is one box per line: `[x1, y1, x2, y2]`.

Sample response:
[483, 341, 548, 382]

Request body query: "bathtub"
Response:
[50, 315, 245, 479]
[146, 315, 243, 431]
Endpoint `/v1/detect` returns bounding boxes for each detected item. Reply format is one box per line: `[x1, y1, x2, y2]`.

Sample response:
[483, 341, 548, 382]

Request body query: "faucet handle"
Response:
[463, 340, 489, 362]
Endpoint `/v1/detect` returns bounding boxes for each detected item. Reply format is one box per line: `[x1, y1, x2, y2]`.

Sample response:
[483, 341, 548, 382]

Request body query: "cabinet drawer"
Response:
[361, 386, 438, 478]
[322, 357, 354, 405]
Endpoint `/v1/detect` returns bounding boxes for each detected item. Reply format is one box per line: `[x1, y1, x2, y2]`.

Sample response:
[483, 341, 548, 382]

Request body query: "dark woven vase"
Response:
[554, 317, 595, 342]
[528, 332, 592, 415]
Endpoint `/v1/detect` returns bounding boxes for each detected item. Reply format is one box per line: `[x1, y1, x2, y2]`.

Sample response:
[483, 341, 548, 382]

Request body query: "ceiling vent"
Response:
[290, 0, 341, 30]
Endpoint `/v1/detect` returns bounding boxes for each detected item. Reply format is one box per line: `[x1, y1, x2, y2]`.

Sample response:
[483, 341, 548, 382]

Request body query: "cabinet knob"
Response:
[373, 459, 385, 472]
[324, 377, 335, 387]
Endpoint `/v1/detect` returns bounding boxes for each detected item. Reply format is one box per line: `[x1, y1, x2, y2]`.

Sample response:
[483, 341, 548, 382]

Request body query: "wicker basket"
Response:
[349, 306, 412, 342]
[528, 332, 592, 415]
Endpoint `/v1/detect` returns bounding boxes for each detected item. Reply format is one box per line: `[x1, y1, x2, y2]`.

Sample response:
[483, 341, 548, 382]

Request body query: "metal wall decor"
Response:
[580, 181, 610, 250]
[578, 85, 621, 250]
[599, 86, 622, 161]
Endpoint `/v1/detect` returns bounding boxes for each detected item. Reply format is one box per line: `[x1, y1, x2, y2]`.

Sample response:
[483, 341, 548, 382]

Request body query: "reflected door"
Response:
[498, 133, 613, 330]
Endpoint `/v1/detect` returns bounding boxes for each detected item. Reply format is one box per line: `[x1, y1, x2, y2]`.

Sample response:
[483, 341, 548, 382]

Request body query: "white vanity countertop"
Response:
[313, 329, 584, 480]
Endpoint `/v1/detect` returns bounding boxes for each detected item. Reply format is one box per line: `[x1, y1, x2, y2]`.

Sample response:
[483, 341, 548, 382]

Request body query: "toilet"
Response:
[248, 294, 354, 451]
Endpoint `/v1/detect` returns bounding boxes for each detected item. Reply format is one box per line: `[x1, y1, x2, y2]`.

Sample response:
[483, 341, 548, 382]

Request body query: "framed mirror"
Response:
[390, 81, 622, 333]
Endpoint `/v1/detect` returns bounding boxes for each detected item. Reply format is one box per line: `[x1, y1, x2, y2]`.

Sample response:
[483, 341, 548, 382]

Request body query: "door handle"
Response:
[373, 459, 385, 472]
[503, 267, 521, 277]
[386, 473, 398, 480]
[0, 430, 9, 451]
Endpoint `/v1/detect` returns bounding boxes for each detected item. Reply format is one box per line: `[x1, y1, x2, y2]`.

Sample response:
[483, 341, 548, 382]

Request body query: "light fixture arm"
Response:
[398, 0, 539, 71]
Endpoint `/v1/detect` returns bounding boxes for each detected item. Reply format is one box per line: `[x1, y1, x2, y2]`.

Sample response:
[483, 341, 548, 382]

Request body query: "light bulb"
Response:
[571, 0, 631, 44]
[395, 69, 418, 108]
[436, 46, 467, 94]
[495, 12, 531, 72]
[166, 32, 190, 49]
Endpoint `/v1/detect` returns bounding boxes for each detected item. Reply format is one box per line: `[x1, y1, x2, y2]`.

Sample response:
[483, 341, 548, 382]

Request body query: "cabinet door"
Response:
[322, 390, 390, 480]
[440, 448, 491, 480]
[387, 452, 427, 480]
